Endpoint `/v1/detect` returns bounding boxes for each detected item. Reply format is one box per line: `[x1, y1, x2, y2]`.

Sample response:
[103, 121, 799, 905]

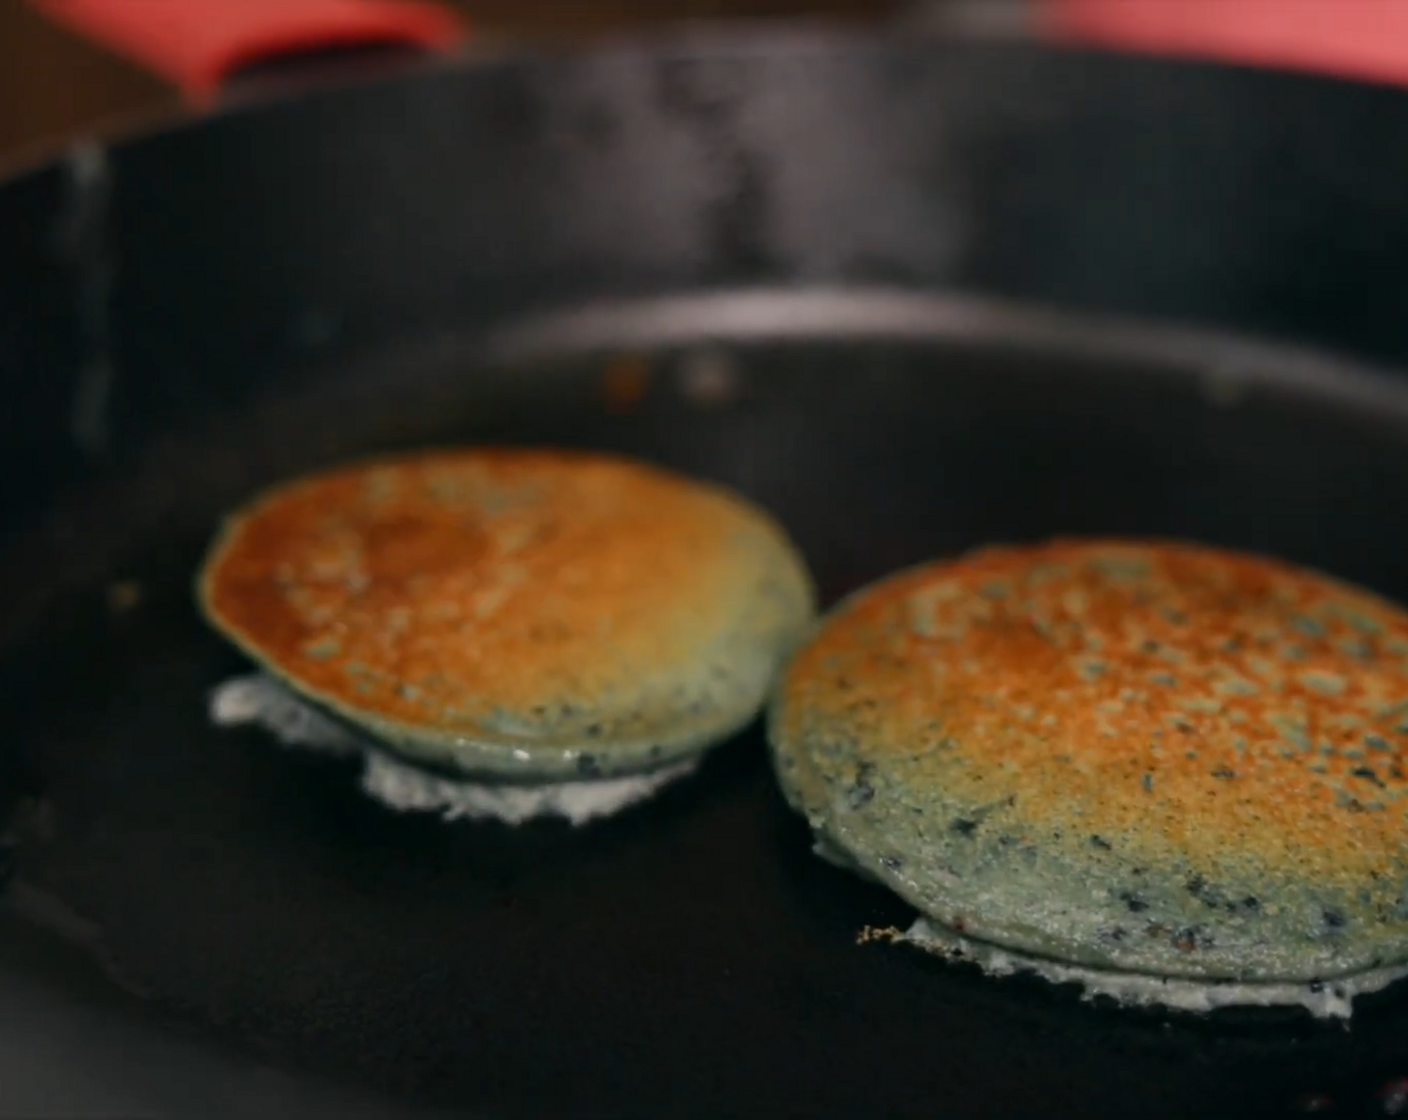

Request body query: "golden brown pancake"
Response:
[770, 539, 1408, 1005]
[200, 448, 815, 784]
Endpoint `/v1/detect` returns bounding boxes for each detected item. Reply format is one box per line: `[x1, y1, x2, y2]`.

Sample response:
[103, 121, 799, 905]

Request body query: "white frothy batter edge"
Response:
[900, 917, 1408, 1020]
[208, 673, 697, 827]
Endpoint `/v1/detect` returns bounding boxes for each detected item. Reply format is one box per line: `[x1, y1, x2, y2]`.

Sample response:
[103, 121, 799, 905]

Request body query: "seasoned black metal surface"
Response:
[5, 300, 1408, 1117]
[8, 32, 1408, 523]
[7, 30, 1408, 1119]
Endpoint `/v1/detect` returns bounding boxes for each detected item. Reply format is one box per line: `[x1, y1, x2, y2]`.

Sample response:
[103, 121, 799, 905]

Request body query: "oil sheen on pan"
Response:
[769, 538, 1408, 1017]
[199, 447, 816, 825]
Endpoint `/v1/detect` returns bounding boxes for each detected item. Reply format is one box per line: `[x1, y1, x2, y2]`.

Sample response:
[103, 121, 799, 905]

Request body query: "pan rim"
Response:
[0, 24, 1397, 188]
[469, 286, 1408, 426]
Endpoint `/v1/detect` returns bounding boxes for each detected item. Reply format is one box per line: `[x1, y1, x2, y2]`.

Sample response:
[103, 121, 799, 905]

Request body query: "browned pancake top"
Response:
[200, 448, 807, 748]
[778, 539, 1408, 883]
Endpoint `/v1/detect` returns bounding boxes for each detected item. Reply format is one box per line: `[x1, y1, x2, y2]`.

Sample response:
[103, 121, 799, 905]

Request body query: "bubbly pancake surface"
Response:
[771, 539, 1408, 983]
[200, 448, 814, 780]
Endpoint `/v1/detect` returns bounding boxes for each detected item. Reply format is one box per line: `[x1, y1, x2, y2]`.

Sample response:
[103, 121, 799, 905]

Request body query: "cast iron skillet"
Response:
[7, 16, 1408, 1119]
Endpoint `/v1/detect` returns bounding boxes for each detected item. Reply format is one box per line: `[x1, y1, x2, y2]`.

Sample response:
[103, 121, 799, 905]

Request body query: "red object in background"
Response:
[29, 0, 1408, 106]
[30, 0, 466, 105]
[1044, 0, 1408, 89]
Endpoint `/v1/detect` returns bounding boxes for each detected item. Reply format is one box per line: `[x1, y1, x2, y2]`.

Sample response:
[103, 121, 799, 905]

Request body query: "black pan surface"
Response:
[7, 32, 1408, 1119]
[6, 291, 1408, 1118]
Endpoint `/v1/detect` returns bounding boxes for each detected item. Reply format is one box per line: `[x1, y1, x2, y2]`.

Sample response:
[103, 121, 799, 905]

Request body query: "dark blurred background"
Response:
[0, 0, 936, 163]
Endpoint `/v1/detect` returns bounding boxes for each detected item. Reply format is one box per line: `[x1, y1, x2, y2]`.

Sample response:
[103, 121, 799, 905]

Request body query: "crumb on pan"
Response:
[359, 749, 696, 826]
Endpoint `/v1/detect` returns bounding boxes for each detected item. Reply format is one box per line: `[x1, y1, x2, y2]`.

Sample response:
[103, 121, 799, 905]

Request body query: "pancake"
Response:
[770, 539, 1408, 1015]
[199, 447, 815, 821]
